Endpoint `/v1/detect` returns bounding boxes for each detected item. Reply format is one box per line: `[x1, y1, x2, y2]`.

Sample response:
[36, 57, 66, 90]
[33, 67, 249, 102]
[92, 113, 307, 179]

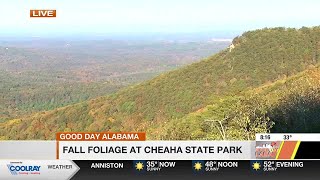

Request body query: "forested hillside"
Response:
[157, 66, 320, 140]
[1, 26, 320, 140]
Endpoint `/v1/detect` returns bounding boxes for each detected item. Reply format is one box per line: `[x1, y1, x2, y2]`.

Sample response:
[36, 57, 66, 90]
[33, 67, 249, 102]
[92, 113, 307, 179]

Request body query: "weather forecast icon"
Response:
[250, 160, 263, 172]
[133, 160, 146, 173]
[135, 162, 144, 171]
[192, 160, 204, 173]
[194, 162, 202, 171]
[252, 162, 261, 171]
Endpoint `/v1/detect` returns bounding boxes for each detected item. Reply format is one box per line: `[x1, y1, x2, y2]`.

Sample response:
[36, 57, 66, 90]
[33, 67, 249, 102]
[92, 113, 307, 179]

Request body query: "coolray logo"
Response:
[7, 163, 41, 175]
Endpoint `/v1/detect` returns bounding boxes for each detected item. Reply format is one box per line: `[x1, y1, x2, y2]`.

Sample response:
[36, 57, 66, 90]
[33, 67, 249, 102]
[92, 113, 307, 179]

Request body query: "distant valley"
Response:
[0, 39, 229, 121]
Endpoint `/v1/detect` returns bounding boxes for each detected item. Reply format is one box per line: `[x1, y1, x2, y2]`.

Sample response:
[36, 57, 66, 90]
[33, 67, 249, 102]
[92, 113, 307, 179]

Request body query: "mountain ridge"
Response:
[2, 26, 320, 140]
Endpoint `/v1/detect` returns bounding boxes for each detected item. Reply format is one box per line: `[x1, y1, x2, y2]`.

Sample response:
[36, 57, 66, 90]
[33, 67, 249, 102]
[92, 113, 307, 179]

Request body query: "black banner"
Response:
[71, 160, 320, 180]
[295, 142, 320, 159]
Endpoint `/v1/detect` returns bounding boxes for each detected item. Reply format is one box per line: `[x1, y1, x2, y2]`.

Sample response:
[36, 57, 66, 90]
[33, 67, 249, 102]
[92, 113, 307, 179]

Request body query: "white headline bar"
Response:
[58, 141, 255, 160]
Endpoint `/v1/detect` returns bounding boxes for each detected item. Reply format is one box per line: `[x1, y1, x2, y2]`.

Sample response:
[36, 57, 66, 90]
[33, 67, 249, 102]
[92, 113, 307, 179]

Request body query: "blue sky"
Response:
[0, 0, 319, 37]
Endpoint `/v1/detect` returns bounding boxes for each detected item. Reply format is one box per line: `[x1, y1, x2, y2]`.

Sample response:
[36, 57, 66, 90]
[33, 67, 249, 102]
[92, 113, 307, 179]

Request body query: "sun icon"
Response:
[252, 162, 261, 171]
[135, 162, 144, 171]
[194, 162, 202, 171]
